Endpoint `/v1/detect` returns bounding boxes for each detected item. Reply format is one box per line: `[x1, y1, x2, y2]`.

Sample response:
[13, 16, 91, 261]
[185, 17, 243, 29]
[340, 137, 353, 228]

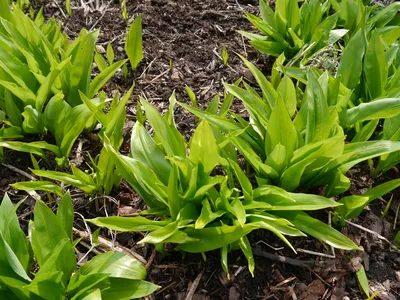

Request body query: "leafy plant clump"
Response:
[86, 95, 359, 276]
[0, 193, 158, 299]
[240, 0, 348, 64]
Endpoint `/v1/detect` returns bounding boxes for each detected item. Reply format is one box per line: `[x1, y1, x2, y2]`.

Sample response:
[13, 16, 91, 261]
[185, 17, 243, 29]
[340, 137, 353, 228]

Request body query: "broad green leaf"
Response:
[0, 232, 31, 282]
[0, 196, 31, 273]
[0, 141, 46, 160]
[3, 91, 22, 127]
[277, 75, 296, 117]
[130, 122, 171, 185]
[43, 93, 71, 134]
[239, 236, 255, 277]
[21, 106, 43, 134]
[67, 30, 98, 106]
[106, 42, 115, 64]
[95, 51, 108, 72]
[250, 40, 287, 57]
[88, 59, 127, 98]
[31, 200, 71, 266]
[101, 278, 158, 300]
[364, 31, 388, 99]
[337, 29, 366, 89]
[11, 181, 63, 197]
[176, 224, 259, 253]
[356, 265, 370, 297]
[33, 238, 76, 288]
[167, 165, 181, 220]
[141, 98, 186, 157]
[340, 98, 400, 126]
[304, 70, 331, 144]
[337, 179, 400, 220]
[231, 198, 246, 227]
[189, 120, 219, 174]
[57, 192, 74, 240]
[31, 170, 97, 193]
[125, 15, 143, 70]
[81, 289, 101, 300]
[265, 96, 297, 163]
[274, 211, 359, 250]
[77, 251, 146, 280]
[25, 275, 65, 300]
[139, 221, 179, 244]
[35, 58, 70, 111]
[352, 119, 379, 142]
[195, 199, 226, 229]
[87, 216, 170, 232]
[229, 159, 253, 202]
[238, 54, 278, 110]
[340, 140, 400, 172]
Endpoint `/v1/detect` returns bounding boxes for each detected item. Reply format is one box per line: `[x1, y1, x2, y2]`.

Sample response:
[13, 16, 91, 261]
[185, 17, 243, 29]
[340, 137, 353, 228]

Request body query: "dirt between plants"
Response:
[1, 0, 400, 299]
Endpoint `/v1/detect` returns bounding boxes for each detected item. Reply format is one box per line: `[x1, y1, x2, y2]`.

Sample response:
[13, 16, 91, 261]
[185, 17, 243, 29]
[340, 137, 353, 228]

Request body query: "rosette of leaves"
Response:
[240, 0, 348, 64]
[180, 55, 400, 197]
[0, 1, 126, 140]
[10, 85, 134, 194]
[0, 193, 158, 299]
[86, 95, 358, 276]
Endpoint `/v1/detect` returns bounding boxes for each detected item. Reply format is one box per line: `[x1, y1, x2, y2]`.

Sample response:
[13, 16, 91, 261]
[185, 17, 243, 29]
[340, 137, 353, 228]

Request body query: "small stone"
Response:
[95, 45, 105, 53]
[171, 69, 180, 81]
[228, 286, 240, 300]
[395, 271, 400, 282]
[117, 46, 124, 52]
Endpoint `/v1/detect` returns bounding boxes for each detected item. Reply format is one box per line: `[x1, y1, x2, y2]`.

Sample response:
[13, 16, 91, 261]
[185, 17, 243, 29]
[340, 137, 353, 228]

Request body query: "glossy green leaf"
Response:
[11, 181, 63, 197]
[337, 29, 366, 89]
[189, 120, 219, 174]
[87, 216, 170, 232]
[274, 211, 359, 250]
[176, 224, 259, 253]
[125, 15, 143, 70]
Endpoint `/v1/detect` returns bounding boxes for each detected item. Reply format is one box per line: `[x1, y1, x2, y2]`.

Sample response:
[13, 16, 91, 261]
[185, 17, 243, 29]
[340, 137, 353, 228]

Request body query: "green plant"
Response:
[85, 95, 359, 276]
[334, 178, 400, 223]
[0, 193, 158, 299]
[331, 0, 400, 39]
[286, 24, 400, 171]
[240, 0, 347, 64]
[125, 15, 143, 71]
[180, 56, 400, 197]
[0, 2, 126, 140]
[10, 85, 134, 194]
[0, 95, 106, 166]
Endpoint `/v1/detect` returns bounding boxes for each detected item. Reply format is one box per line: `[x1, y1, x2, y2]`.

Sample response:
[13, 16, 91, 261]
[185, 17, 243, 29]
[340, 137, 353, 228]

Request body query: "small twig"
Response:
[73, 227, 147, 264]
[253, 247, 316, 268]
[308, 267, 332, 288]
[344, 219, 400, 252]
[296, 248, 335, 259]
[138, 57, 157, 80]
[256, 240, 285, 251]
[141, 69, 170, 85]
[234, 266, 244, 277]
[90, 0, 113, 30]
[2, 163, 37, 181]
[185, 269, 204, 300]
[155, 281, 177, 295]
[394, 202, 400, 230]
[328, 211, 336, 258]
[52, 0, 68, 19]
[145, 248, 157, 269]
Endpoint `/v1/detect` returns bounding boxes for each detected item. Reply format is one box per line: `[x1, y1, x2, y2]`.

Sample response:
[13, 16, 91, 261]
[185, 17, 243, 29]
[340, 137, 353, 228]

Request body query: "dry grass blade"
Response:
[185, 269, 205, 300]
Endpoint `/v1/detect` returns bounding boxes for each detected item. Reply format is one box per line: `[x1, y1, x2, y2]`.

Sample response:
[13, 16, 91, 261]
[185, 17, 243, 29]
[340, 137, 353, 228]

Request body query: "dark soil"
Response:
[1, 0, 400, 299]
